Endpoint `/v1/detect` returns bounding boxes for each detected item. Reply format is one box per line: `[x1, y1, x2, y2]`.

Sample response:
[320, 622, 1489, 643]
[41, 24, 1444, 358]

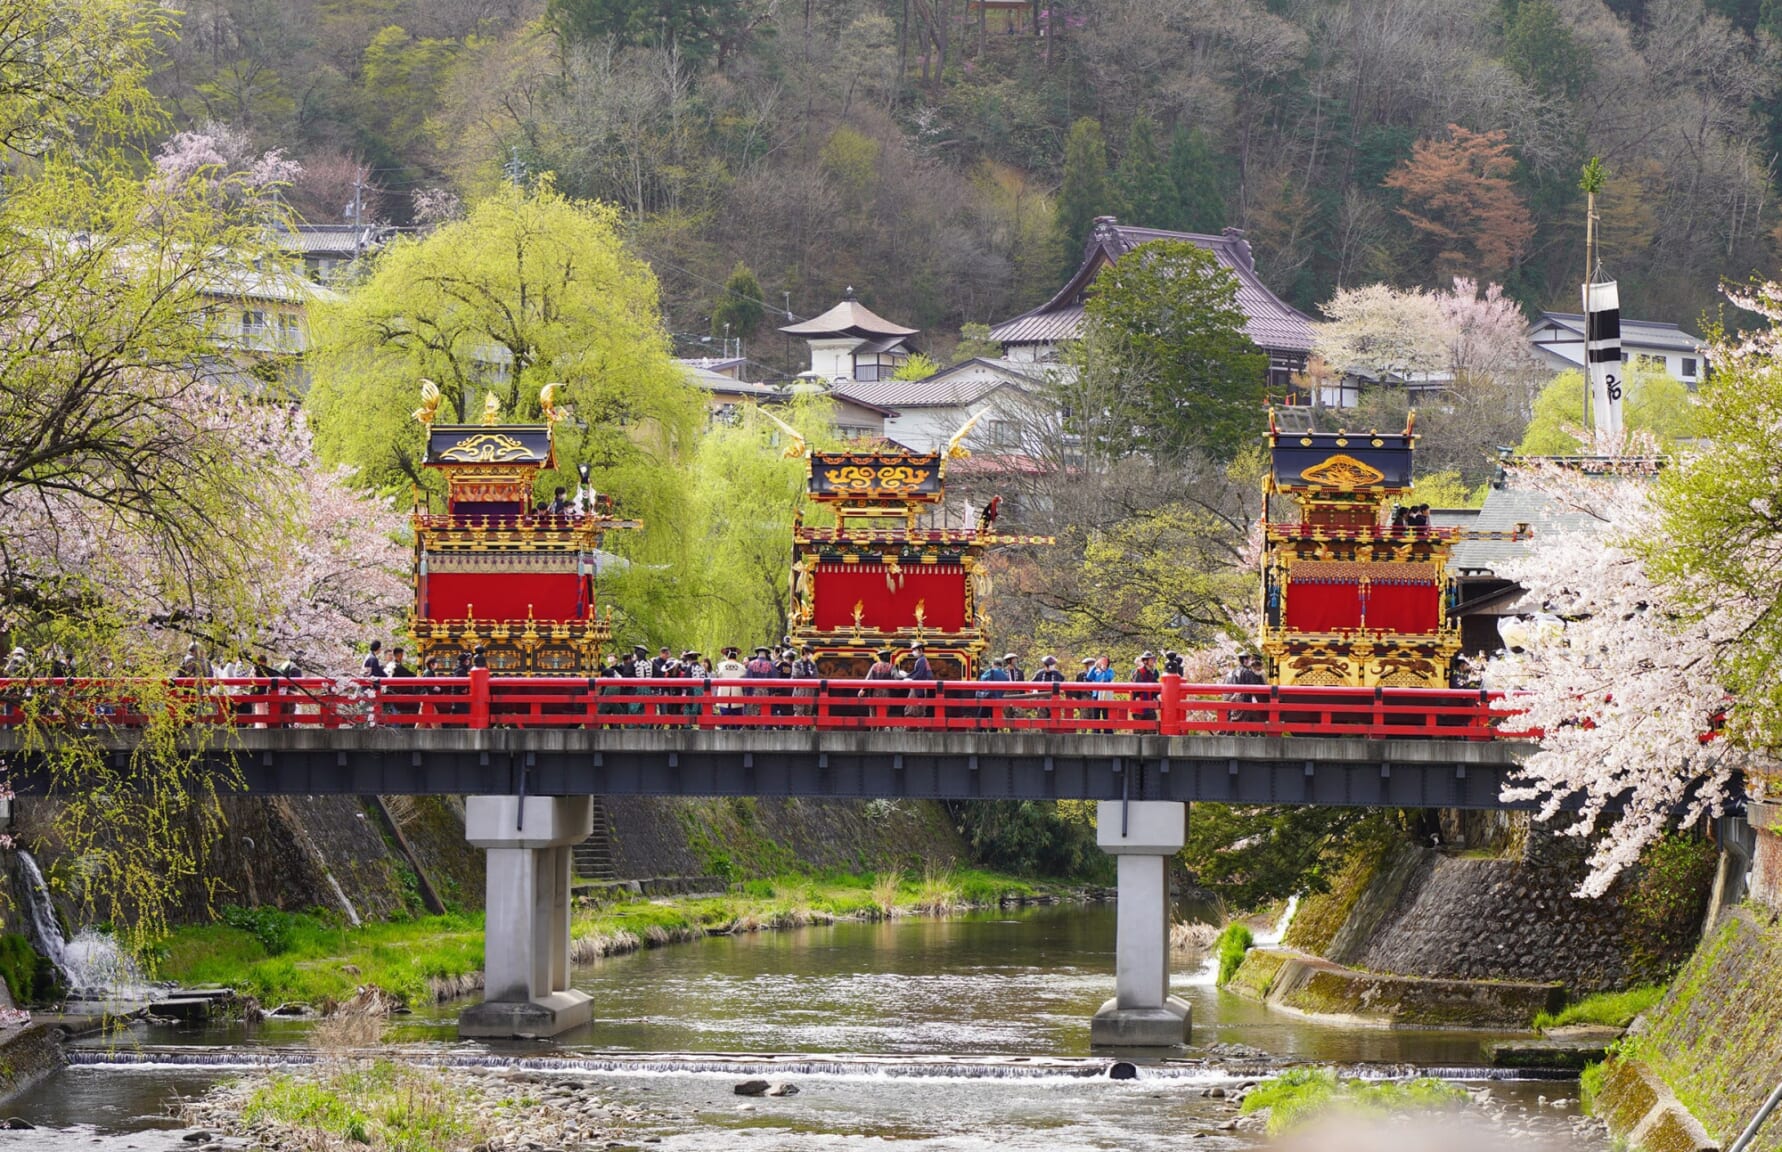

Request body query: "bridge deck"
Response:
[0, 675, 1534, 808]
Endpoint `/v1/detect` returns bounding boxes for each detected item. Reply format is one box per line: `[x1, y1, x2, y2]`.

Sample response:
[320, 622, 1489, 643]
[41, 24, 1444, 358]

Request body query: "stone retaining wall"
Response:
[1227, 946, 1563, 1030]
[0, 1022, 66, 1104]
[1293, 827, 1709, 994]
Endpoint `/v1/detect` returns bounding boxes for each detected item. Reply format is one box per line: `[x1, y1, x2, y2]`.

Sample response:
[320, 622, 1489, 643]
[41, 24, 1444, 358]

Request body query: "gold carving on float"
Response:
[1300, 454, 1386, 488]
[439, 433, 535, 463]
[823, 465, 932, 491]
[413, 378, 443, 426]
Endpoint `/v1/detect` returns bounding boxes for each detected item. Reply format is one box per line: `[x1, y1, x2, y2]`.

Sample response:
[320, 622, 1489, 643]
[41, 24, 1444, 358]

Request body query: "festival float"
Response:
[771, 413, 1051, 679]
[408, 383, 638, 674]
[1259, 412, 1461, 688]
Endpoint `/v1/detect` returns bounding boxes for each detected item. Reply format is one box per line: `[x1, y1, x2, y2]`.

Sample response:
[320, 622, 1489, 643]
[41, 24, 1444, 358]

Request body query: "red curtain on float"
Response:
[1366, 581, 1441, 634]
[811, 565, 969, 631]
[1284, 580, 1363, 632]
[423, 573, 588, 621]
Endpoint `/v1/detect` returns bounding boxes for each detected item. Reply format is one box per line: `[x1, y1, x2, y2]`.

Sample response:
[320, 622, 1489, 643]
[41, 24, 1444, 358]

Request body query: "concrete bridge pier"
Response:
[459, 795, 594, 1039]
[1090, 799, 1191, 1047]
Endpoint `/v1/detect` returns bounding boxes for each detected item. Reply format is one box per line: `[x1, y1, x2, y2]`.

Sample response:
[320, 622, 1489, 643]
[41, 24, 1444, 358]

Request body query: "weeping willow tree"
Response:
[605, 395, 840, 653]
[0, 0, 410, 954]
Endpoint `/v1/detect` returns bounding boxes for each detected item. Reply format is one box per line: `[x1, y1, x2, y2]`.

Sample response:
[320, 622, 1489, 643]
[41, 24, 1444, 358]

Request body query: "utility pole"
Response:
[350, 176, 364, 260]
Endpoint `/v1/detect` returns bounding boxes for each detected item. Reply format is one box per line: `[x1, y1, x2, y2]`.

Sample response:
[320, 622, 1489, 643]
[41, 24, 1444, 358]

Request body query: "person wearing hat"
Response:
[901, 642, 933, 719]
[1133, 651, 1160, 723]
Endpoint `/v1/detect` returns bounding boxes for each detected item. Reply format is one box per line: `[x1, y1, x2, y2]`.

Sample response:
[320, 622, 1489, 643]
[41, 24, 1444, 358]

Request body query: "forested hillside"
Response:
[156, 0, 1778, 359]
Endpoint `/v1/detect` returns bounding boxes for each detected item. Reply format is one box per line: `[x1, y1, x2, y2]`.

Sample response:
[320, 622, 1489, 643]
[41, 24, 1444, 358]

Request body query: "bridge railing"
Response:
[0, 675, 1526, 740]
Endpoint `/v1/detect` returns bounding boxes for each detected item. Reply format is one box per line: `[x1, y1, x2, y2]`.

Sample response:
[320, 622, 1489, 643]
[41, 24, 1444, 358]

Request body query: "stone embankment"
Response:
[1226, 822, 1714, 1029]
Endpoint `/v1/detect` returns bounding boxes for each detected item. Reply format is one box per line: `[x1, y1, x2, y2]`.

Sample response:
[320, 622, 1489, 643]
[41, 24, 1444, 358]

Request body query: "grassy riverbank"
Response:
[157, 868, 1065, 1009]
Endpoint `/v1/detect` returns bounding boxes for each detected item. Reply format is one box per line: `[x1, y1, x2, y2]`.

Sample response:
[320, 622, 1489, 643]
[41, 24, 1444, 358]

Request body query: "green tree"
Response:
[1517, 366, 1698, 454]
[1055, 118, 1115, 275]
[548, 0, 765, 66]
[1502, 0, 1592, 98]
[891, 352, 941, 381]
[1648, 306, 1782, 750]
[1167, 125, 1225, 233]
[306, 177, 703, 506]
[1072, 240, 1268, 460]
[711, 260, 766, 343]
[1182, 806, 1393, 911]
[359, 25, 460, 165]
[1115, 114, 1173, 228]
[637, 397, 838, 651]
[954, 322, 1003, 360]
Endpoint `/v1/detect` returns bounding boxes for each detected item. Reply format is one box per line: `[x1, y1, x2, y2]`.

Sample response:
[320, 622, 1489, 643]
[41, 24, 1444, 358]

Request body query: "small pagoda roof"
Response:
[424, 424, 554, 467]
[780, 291, 918, 339]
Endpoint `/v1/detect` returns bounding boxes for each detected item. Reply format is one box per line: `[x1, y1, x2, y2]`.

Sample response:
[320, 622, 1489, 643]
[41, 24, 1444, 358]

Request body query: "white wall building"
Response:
[1529, 312, 1704, 387]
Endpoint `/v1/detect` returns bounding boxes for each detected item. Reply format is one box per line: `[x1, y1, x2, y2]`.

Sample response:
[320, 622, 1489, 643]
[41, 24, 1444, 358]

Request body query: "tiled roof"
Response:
[1448, 484, 1601, 575]
[280, 225, 394, 258]
[990, 219, 1315, 354]
[781, 294, 918, 338]
[1533, 313, 1702, 355]
[828, 358, 1046, 409]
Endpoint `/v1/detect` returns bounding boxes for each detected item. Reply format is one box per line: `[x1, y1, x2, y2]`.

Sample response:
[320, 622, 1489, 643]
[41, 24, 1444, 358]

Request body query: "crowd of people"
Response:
[346, 635, 1274, 693]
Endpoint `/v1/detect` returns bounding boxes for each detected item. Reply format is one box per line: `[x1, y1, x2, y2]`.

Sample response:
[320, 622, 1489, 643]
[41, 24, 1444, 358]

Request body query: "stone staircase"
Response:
[572, 797, 615, 881]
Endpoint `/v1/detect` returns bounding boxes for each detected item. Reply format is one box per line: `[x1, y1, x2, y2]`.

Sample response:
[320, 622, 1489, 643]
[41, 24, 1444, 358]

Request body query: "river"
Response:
[7, 904, 1606, 1150]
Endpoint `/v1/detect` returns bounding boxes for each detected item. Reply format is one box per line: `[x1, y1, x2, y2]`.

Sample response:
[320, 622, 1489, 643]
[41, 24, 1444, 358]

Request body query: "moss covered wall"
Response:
[604, 797, 968, 881]
[1284, 824, 1714, 994]
[1626, 908, 1782, 1151]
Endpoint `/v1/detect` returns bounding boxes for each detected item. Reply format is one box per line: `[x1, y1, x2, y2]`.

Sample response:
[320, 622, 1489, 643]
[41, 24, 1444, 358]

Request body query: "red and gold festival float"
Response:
[776, 416, 1050, 679]
[1259, 412, 1460, 688]
[408, 384, 638, 674]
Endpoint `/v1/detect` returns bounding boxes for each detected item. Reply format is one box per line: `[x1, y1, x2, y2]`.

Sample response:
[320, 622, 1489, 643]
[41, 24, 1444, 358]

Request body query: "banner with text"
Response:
[1583, 279, 1623, 436]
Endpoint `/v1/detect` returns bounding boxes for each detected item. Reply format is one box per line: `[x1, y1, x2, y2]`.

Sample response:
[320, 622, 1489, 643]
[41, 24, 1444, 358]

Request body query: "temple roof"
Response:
[780, 291, 919, 339]
[990, 218, 1314, 354]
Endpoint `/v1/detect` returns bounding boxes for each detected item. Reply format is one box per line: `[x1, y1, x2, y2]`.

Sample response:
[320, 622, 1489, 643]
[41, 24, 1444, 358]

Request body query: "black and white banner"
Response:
[1583, 279, 1623, 436]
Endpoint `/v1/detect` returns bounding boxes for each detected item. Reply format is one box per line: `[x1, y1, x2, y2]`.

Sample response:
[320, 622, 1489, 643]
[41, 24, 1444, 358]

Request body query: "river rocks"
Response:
[733, 1080, 770, 1096]
[1, 1117, 34, 1129]
[764, 1083, 799, 1097]
[181, 1061, 658, 1152]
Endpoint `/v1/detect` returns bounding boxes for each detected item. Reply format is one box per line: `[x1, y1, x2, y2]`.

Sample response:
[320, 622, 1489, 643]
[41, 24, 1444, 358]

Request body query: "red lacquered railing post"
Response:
[1160, 673, 1182, 736]
[469, 667, 491, 730]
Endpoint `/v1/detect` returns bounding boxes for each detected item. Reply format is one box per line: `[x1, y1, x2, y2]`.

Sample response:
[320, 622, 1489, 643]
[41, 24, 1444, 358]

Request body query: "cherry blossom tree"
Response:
[153, 122, 302, 197]
[1486, 446, 1753, 895]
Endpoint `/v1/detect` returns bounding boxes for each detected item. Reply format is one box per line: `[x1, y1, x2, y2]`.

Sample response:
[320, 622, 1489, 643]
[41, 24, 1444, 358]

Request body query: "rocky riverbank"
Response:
[179, 1060, 665, 1152]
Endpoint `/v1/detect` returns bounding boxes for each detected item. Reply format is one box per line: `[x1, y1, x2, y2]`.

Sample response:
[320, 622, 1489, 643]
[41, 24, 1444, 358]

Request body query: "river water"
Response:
[8, 904, 1606, 1150]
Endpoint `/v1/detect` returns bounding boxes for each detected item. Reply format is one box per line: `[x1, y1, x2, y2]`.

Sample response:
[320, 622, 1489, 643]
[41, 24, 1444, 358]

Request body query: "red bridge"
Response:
[0, 673, 1531, 811]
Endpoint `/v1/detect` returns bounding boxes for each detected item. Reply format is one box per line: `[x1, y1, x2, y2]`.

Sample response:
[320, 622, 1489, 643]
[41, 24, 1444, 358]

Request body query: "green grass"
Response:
[243, 1060, 483, 1152]
[157, 909, 485, 1008]
[1215, 922, 1254, 987]
[1242, 1067, 1468, 1135]
[160, 868, 1061, 1009]
[1533, 986, 1665, 1032]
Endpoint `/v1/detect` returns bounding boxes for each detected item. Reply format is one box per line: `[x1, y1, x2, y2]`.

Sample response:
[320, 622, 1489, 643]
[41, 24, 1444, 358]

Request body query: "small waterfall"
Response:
[1253, 894, 1299, 946]
[14, 850, 148, 1001]
[16, 850, 72, 984]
